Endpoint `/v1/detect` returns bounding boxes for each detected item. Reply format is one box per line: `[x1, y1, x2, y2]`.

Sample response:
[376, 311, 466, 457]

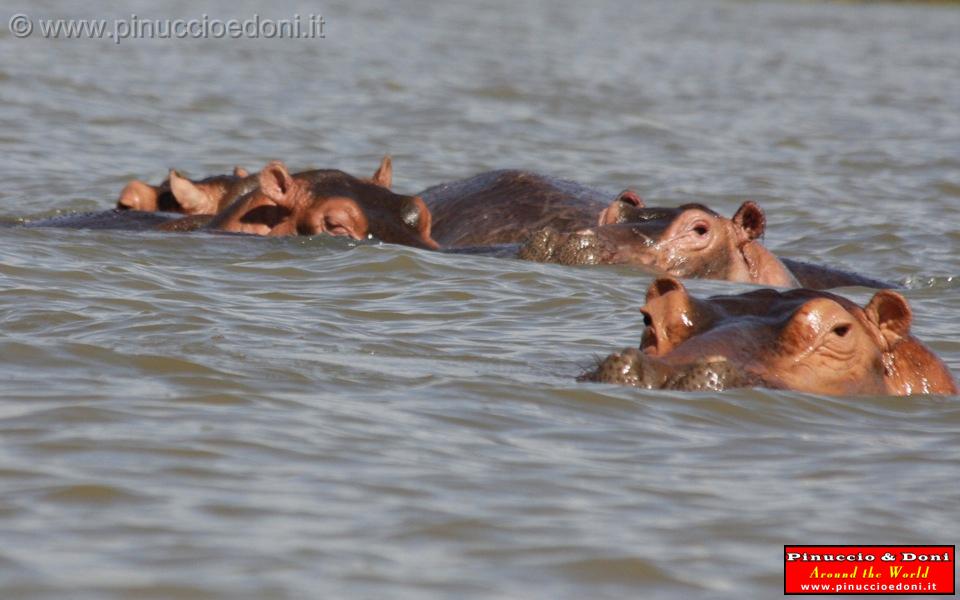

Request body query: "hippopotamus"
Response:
[24, 166, 259, 231]
[117, 166, 258, 215]
[520, 200, 803, 287]
[423, 170, 893, 289]
[202, 157, 439, 249]
[27, 157, 438, 249]
[523, 195, 893, 288]
[581, 277, 957, 396]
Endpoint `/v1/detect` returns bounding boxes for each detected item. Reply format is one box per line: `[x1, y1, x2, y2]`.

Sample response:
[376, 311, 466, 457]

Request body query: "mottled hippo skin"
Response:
[204, 158, 439, 249]
[117, 166, 258, 215]
[582, 277, 957, 396]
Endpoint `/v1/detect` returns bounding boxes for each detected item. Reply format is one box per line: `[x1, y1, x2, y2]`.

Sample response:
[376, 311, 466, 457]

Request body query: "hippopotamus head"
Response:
[117, 166, 256, 215]
[581, 277, 957, 396]
[207, 157, 439, 250]
[519, 195, 798, 287]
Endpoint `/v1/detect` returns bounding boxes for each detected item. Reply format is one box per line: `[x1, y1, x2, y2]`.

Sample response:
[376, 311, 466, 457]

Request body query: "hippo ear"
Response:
[598, 189, 645, 226]
[169, 169, 215, 214]
[401, 196, 438, 248]
[372, 155, 392, 189]
[258, 161, 296, 206]
[732, 201, 766, 241]
[117, 179, 159, 211]
[233, 166, 249, 178]
[865, 290, 912, 350]
[645, 276, 687, 303]
[617, 189, 644, 207]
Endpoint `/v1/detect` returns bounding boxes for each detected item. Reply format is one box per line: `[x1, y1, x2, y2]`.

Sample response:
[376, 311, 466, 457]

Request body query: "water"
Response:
[1, 1, 959, 598]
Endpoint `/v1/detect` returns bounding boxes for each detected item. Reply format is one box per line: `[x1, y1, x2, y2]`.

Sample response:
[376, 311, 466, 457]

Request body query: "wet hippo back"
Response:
[419, 170, 611, 247]
[780, 258, 899, 290]
[25, 210, 181, 231]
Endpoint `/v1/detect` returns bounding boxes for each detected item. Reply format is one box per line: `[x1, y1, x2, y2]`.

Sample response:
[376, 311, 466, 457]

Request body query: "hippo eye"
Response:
[641, 312, 653, 327]
[324, 216, 350, 236]
[832, 324, 851, 338]
[692, 222, 709, 236]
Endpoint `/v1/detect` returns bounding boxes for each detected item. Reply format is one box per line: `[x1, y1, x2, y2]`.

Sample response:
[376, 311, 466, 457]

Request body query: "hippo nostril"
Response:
[581, 347, 666, 388]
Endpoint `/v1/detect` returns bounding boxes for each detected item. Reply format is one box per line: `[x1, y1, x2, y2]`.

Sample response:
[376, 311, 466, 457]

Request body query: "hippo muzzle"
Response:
[518, 229, 640, 265]
[580, 347, 757, 391]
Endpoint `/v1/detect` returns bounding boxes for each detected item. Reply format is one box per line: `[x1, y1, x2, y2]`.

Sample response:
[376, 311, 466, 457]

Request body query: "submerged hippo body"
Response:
[117, 167, 258, 215]
[204, 158, 439, 249]
[26, 167, 260, 231]
[582, 277, 956, 396]
[420, 170, 635, 247]
[25, 209, 182, 230]
[779, 258, 897, 290]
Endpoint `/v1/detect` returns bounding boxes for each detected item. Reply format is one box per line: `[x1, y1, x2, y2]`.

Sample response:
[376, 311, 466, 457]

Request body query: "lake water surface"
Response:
[1, 1, 959, 598]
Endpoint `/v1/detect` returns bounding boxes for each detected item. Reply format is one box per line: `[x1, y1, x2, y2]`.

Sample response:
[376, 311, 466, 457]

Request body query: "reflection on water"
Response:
[1, 0, 958, 597]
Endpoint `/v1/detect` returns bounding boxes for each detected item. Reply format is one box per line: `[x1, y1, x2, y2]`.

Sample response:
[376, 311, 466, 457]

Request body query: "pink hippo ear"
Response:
[371, 155, 392, 189]
[640, 276, 701, 355]
[645, 276, 687, 303]
[864, 290, 913, 350]
[116, 179, 159, 211]
[598, 189, 645, 226]
[233, 166, 249, 178]
[398, 196, 439, 249]
[412, 196, 437, 247]
[732, 201, 766, 242]
[258, 161, 297, 206]
[169, 169, 216, 215]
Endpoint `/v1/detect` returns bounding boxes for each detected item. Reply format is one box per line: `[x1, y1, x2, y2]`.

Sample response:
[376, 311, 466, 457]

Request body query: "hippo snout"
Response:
[581, 348, 754, 391]
[662, 356, 755, 391]
[518, 228, 617, 266]
[578, 347, 670, 388]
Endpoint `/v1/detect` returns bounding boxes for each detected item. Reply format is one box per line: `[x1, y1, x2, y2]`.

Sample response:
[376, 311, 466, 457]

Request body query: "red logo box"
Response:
[784, 545, 955, 595]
